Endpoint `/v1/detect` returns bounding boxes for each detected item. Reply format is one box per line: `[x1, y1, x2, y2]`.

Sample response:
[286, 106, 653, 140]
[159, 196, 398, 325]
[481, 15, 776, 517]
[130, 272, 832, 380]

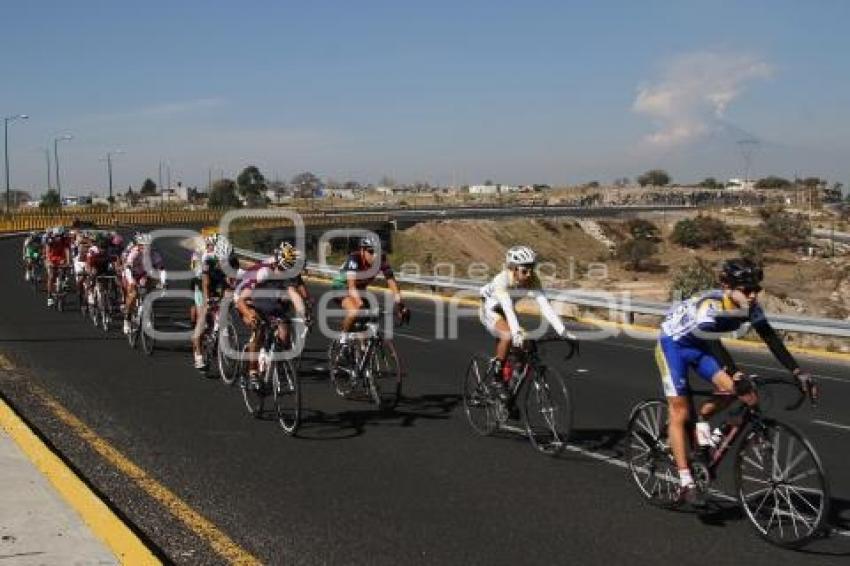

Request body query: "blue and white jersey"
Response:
[661, 289, 766, 342]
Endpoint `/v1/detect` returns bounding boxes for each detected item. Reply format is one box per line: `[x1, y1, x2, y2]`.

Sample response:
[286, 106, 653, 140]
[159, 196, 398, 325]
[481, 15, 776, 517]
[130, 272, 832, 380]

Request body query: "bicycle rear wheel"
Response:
[328, 340, 356, 399]
[625, 399, 679, 507]
[462, 356, 497, 436]
[736, 419, 830, 548]
[521, 368, 572, 455]
[217, 320, 240, 386]
[140, 306, 155, 356]
[272, 358, 301, 435]
[366, 339, 402, 411]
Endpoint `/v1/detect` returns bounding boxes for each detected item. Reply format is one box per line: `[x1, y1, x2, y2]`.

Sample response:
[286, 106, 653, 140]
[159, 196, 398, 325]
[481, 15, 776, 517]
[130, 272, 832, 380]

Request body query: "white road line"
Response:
[813, 419, 850, 432]
[392, 331, 432, 343]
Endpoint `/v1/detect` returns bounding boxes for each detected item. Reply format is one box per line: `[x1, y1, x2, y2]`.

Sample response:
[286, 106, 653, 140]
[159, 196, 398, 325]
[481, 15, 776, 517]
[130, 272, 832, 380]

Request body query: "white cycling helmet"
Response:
[135, 233, 152, 246]
[505, 245, 537, 266]
[215, 236, 233, 261]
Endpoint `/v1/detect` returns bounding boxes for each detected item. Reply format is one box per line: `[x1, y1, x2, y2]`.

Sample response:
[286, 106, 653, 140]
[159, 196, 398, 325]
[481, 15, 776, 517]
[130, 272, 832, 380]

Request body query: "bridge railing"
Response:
[233, 247, 850, 339]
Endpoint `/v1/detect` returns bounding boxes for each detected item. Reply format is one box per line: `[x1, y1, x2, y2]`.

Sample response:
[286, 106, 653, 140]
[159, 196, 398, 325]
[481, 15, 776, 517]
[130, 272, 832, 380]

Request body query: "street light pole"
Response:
[4, 114, 29, 212]
[44, 148, 52, 191]
[53, 134, 73, 205]
[99, 150, 123, 211]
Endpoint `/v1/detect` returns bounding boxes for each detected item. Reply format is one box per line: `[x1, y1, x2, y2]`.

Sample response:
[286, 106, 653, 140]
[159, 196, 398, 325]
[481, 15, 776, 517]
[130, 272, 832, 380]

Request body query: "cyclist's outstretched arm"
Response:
[752, 319, 800, 374]
[531, 291, 567, 336]
[386, 275, 402, 304]
[287, 286, 306, 317]
[704, 338, 738, 375]
[496, 290, 522, 336]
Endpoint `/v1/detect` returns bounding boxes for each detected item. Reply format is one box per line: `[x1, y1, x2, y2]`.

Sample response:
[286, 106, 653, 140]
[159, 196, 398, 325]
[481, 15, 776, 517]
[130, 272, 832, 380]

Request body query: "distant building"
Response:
[325, 187, 357, 199]
[726, 178, 756, 191]
[468, 184, 520, 194]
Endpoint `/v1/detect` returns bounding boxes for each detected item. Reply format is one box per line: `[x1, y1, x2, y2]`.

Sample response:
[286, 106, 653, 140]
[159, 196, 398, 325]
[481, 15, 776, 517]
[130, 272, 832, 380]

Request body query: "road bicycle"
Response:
[238, 314, 302, 435]
[327, 309, 403, 411]
[462, 334, 576, 455]
[25, 255, 43, 290]
[49, 266, 73, 311]
[625, 375, 829, 548]
[89, 274, 120, 332]
[126, 283, 157, 355]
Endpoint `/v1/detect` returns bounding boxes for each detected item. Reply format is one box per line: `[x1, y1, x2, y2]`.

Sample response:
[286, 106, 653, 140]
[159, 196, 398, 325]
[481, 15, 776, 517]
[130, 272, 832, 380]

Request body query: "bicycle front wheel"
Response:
[272, 359, 301, 435]
[241, 346, 267, 418]
[521, 368, 572, 456]
[736, 419, 830, 548]
[625, 399, 679, 507]
[366, 339, 402, 411]
[462, 356, 497, 436]
[217, 321, 241, 386]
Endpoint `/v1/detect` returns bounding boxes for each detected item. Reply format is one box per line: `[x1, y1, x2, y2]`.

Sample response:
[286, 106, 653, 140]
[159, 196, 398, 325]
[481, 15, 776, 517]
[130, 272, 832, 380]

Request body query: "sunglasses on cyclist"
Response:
[740, 285, 762, 294]
[361, 247, 376, 255]
[515, 264, 535, 275]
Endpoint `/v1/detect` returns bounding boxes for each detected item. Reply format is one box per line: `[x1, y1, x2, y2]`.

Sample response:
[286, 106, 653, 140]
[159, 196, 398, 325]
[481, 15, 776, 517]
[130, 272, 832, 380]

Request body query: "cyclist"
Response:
[331, 236, 408, 339]
[233, 243, 307, 386]
[73, 230, 95, 310]
[189, 234, 231, 369]
[123, 233, 167, 335]
[657, 258, 815, 506]
[479, 245, 575, 398]
[44, 226, 72, 307]
[22, 231, 43, 282]
[84, 232, 113, 307]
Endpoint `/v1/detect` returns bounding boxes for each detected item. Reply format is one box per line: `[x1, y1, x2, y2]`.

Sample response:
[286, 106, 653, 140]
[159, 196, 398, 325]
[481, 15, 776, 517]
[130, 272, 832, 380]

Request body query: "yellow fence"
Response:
[0, 209, 389, 233]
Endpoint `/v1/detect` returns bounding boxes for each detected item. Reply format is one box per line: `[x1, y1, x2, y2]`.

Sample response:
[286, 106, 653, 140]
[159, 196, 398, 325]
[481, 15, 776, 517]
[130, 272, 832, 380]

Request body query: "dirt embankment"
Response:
[390, 218, 609, 285]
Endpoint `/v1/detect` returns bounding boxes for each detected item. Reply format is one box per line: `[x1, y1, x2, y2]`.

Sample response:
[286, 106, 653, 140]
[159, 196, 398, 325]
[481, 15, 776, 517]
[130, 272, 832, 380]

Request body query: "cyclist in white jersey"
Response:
[479, 246, 574, 395]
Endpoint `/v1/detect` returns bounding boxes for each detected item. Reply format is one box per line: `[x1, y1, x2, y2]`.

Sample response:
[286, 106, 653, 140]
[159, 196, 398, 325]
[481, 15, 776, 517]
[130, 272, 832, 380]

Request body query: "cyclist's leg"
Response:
[340, 295, 363, 333]
[191, 285, 205, 358]
[656, 338, 693, 478]
[480, 306, 511, 380]
[700, 355, 758, 415]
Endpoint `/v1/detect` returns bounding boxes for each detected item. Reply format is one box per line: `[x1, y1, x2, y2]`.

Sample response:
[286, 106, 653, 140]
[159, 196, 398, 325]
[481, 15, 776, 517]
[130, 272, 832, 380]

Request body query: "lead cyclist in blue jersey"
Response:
[657, 258, 817, 506]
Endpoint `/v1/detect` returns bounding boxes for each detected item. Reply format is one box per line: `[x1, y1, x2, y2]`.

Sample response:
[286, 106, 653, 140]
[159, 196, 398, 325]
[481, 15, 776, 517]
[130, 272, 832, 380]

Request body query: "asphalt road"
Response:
[0, 235, 849, 565]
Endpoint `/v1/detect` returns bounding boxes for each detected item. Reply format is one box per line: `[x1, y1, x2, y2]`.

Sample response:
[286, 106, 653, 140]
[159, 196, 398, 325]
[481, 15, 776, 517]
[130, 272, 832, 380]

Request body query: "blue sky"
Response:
[2, 0, 849, 194]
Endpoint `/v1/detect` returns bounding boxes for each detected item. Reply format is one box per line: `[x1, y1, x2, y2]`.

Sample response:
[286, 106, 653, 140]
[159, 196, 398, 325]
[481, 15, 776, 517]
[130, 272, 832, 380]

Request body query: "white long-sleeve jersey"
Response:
[479, 270, 565, 336]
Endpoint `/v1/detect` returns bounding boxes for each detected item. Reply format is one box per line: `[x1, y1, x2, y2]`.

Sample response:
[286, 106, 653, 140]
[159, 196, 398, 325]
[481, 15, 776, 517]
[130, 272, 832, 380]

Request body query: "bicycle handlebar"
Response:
[751, 375, 812, 411]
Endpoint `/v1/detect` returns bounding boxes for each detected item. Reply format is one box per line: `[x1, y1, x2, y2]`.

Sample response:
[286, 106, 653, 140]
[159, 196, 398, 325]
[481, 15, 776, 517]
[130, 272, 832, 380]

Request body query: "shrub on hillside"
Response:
[668, 258, 717, 300]
[670, 215, 733, 249]
[618, 238, 658, 271]
[625, 218, 661, 242]
[757, 206, 811, 250]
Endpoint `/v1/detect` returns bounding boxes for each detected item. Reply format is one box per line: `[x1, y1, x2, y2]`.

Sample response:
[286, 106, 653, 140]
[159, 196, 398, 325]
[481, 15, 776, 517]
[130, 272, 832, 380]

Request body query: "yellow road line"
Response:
[0, 394, 160, 565]
[28, 384, 262, 566]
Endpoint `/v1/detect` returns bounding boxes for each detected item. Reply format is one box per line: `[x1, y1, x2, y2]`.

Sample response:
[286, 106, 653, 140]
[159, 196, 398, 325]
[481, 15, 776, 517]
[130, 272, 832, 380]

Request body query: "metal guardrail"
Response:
[233, 247, 850, 338]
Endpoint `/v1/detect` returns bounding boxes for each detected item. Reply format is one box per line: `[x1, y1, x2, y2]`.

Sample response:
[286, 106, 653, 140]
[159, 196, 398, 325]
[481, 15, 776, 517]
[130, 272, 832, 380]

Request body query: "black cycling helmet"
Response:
[720, 258, 763, 289]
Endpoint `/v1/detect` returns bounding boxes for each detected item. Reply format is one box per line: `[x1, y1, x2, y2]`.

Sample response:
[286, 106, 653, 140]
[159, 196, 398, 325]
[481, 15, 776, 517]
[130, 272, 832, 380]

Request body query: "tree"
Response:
[140, 178, 157, 195]
[698, 177, 721, 189]
[585, 180, 600, 188]
[618, 239, 658, 271]
[625, 218, 661, 242]
[754, 176, 792, 190]
[125, 187, 140, 206]
[668, 258, 716, 300]
[637, 169, 671, 187]
[757, 206, 810, 250]
[208, 178, 241, 208]
[670, 216, 733, 250]
[236, 165, 268, 207]
[40, 189, 61, 209]
[291, 171, 322, 198]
